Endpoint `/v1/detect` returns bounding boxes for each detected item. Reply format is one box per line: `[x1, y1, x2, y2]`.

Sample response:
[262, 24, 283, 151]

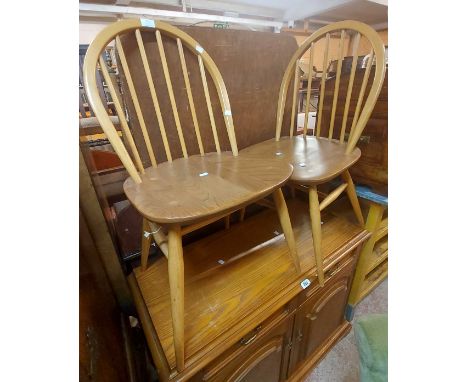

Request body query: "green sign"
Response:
[213, 22, 229, 29]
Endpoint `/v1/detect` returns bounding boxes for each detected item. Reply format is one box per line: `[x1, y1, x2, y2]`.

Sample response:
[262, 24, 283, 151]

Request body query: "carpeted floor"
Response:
[305, 279, 388, 382]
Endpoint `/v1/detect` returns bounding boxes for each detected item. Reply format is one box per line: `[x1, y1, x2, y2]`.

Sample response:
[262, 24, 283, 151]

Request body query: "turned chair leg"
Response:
[167, 225, 185, 372]
[309, 186, 325, 287]
[272, 188, 301, 274]
[141, 218, 152, 271]
[341, 169, 365, 227]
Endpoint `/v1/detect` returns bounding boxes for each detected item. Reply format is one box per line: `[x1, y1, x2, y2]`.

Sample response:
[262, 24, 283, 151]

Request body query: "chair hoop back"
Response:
[275, 20, 386, 154]
[83, 19, 238, 184]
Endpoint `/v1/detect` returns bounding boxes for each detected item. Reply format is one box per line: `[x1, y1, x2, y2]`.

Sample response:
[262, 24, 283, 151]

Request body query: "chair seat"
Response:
[241, 136, 361, 185]
[123, 152, 293, 224]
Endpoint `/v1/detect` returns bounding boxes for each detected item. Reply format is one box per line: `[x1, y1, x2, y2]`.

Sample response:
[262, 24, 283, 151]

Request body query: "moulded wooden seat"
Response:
[242, 136, 361, 185]
[124, 152, 293, 224]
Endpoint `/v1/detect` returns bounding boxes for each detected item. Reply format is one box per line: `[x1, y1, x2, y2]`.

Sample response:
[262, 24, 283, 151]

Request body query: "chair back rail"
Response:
[83, 19, 238, 184]
[275, 20, 386, 154]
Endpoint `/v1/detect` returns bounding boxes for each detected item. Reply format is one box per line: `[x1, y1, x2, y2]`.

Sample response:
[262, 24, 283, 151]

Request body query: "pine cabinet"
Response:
[130, 198, 368, 381]
[191, 248, 358, 382]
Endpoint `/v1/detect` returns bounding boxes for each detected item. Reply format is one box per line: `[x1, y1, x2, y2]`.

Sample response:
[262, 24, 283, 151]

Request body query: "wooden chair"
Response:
[242, 21, 386, 287]
[83, 18, 300, 372]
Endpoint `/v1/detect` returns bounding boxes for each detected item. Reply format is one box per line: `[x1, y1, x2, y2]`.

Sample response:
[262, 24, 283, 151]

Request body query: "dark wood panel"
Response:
[288, 249, 358, 375]
[79, 209, 130, 382]
[192, 308, 294, 382]
[319, 68, 388, 190]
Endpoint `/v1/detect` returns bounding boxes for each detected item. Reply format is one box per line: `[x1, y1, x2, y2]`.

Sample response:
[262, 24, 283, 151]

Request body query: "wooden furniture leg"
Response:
[309, 186, 325, 286]
[239, 207, 246, 222]
[341, 170, 365, 227]
[167, 224, 185, 372]
[224, 215, 230, 229]
[347, 203, 384, 310]
[289, 184, 296, 198]
[141, 218, 152, 271]
[272, 188, 301, 273]
[147, 221, 169, 258]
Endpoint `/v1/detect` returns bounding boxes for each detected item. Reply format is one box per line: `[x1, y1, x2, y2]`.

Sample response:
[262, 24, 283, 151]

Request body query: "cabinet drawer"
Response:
[191, 303, 294, 382]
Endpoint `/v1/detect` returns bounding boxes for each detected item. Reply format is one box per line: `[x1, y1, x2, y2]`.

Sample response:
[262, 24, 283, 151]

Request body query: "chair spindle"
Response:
[96, 67, 107, 115]
[340, 33, 361, 143]
[116, 35, 157, 167]
[198, 54, 221, 153]
[290, 60, 300, 137]
[99, 55, 145, 173]
[303, 43, 315, 137]
[316, 33, 330, 137]
[177, 38, 205, 156]
[156, 30, 188, 158]
[329, 30, 346, 140]
[349, 50, 374, 141]
[136, 29, 173, 162]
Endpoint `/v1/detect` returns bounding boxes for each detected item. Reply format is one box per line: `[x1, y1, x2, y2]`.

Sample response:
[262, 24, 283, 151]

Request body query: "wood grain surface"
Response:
[240, 136, 361, 185]
[123, 152, 293, 224]
[133, 197, 367, 372]
[320, 68, 388, 189]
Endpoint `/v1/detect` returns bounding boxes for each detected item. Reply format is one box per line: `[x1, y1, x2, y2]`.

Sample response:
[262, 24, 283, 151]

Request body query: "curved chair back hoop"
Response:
[275, 20, 386, 154]
[83, 18, 238, 184]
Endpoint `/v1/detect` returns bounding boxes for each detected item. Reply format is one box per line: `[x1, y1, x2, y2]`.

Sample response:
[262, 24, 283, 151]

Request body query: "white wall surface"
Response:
[79, 21, 111, 44]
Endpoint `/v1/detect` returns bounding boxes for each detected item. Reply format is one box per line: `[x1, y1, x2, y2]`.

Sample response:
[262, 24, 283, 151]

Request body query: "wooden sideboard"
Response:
[129, 196, 369, 381]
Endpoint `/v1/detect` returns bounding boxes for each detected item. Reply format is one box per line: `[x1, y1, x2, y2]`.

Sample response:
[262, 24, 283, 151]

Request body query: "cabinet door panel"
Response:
[193, 311, 294, 382]
[289, 253, 357, 374]
[227, 336, 284, 382]
[300, 278, 349, 359]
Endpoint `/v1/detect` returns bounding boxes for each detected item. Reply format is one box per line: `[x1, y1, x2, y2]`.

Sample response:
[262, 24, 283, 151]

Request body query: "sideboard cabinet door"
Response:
[289, 255, 356, 374]
[192, 311, 294, 382]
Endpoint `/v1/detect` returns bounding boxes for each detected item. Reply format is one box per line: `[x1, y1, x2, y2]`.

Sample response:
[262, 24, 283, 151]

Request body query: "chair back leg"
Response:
[272, 188, 301, 274]
[309, 186, 325, 286]
[341, 170, 365, 226]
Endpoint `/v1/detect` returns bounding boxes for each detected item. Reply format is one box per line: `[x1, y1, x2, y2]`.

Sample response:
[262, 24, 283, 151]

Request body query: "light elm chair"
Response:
[242, 21, 386, 287]
[83, 18, 300, 371]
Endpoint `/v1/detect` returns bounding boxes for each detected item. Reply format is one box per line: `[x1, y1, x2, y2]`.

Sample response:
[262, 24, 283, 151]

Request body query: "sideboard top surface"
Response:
[132, 197, 368, 375]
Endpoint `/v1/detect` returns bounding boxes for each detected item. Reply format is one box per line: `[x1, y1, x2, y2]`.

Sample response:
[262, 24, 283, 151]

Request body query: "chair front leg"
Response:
[309, 186, 325, 287]
[341, 169, 365, 227]
[167, 224, 185, 372]
[272, 188, 301, 274]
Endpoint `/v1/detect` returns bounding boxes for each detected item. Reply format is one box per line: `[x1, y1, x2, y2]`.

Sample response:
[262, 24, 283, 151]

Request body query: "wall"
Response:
[80, 20, 111, 45]
[79, 18, 269, 45]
